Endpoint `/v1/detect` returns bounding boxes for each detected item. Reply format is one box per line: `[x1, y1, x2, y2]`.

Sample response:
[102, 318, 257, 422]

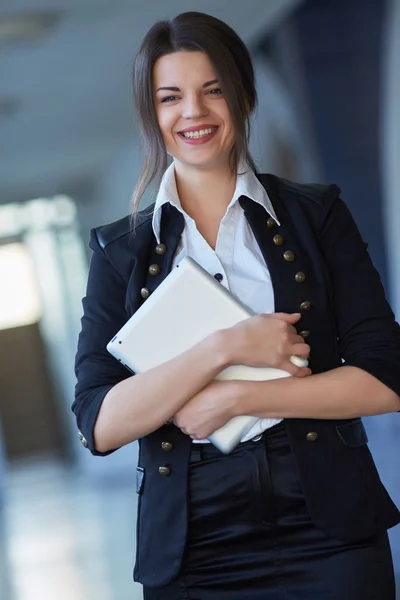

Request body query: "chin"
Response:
[174, 151, 229, 171]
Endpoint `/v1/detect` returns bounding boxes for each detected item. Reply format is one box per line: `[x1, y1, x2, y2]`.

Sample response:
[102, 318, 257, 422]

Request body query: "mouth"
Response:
[177, 125, 219, 144]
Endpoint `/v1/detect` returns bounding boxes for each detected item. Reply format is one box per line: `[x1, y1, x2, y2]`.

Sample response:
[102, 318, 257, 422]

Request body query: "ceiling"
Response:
[0, 0, 301, 204]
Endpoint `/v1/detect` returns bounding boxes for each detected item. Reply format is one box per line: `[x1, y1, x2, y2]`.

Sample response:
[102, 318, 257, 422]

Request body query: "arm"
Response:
[95, 332, 229, 452]
[231, 365, 400, 421]
[173, 364, 399, 441]
[174, 192, 400, 439]
[233, 192, 400, 419]
[73, 229, 230, 454]
[75, 226, 315, 453]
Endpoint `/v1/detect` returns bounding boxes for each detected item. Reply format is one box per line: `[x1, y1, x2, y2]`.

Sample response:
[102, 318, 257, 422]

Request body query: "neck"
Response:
[173, 160, 237, 223]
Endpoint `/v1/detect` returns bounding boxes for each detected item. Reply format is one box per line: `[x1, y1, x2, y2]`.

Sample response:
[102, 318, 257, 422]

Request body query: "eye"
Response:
[160, 95, 178, 103]
[207, 88, 223, 96]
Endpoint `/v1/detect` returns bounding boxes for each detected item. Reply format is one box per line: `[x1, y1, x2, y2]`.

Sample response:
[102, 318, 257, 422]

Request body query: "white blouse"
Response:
[152, 162, 283, 443]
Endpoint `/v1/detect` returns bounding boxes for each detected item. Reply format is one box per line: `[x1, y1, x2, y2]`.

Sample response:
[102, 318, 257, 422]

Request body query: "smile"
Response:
[179, 126, 218, 139]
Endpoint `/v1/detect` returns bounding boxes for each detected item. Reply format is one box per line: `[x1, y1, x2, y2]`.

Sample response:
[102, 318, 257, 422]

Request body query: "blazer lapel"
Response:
[239, 192, 314, 341]
[134, 189, 314, 344]
[140, 203, 185, 300]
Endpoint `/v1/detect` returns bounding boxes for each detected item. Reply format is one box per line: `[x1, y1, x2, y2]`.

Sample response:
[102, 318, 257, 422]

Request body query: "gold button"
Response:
[161, 442, 173, 452]
[267, 217, 277, 229]
[300, 300, 311, 311]
[299, 330, 310, 339]
[164, 420, 173, 426]
[295, 271, 306, 283]
[78, 431, 88, 448]
[273, 234, 285, 246]
[283, 250, 295, 262]
[155, 243, 167, 255]
[140, 287, 150, 299]
[148, 264, 160, 276]
[306, 431, 318, 442]
[158, 466, 171, 476]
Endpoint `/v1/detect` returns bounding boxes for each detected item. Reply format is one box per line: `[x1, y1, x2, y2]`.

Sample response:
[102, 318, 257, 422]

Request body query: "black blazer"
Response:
[73, 174, 400, 587]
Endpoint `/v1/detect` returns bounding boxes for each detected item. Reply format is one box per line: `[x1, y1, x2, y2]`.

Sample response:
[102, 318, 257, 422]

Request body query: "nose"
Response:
[181, 92, 208, 120]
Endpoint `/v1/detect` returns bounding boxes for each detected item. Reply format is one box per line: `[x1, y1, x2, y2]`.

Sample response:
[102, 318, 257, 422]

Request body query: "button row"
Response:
[155, 430, 317, 476]
[268, 217, 310, 339]
[142, 229, 312, 339]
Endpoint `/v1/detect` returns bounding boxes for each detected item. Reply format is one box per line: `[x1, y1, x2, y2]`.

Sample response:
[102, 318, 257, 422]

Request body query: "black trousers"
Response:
[143, 422, 396, 600]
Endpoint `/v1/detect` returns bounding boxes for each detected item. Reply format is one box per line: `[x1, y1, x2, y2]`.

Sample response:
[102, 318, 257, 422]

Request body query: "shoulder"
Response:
[258, 173, 340, 207]
[92, 203, 155, 251]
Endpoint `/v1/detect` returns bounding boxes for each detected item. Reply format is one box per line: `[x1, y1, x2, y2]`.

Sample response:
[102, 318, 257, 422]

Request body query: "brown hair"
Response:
[131, 11, 258, 216]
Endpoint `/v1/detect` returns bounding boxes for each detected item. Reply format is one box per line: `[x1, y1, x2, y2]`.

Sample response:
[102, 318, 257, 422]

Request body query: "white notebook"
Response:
[107, 257, 300, 453]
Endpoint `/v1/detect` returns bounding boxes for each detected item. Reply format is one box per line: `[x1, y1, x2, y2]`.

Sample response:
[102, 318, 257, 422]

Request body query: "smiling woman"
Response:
[132, 12, 257, 215]
[73, 10, 400, 600]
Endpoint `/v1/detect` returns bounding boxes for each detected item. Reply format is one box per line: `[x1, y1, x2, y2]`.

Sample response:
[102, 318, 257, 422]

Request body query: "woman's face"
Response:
[153, 51, 235, 171]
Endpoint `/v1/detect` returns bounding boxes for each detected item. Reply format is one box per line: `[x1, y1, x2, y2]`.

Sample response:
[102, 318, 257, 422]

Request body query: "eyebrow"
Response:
[155, 79, 219, 92]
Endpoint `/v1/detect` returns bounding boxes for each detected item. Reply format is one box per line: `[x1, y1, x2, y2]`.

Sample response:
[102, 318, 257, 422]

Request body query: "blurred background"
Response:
[0, 0, 399, 598]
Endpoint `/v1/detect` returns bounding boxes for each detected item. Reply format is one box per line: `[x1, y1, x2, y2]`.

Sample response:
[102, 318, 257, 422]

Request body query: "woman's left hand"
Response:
[173, 380, 237, 440]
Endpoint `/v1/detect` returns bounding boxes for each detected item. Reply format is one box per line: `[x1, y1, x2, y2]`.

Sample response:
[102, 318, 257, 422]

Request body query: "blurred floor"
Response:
[2, 457, 143, 600]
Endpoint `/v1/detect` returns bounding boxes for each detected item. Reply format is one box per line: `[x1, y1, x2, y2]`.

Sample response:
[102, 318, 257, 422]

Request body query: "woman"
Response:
[73, 11, 400, 600]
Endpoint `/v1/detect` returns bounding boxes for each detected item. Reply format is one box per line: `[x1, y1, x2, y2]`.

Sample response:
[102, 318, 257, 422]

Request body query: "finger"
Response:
[283, 324, 300, 336]
[279, 360, 302, 376]
[291, 343, 311, 357]
[270, 312, 302, 324]
[281, 360, 312, 377]
[293, 367, 312, 378]
[291, 334, 308, 345]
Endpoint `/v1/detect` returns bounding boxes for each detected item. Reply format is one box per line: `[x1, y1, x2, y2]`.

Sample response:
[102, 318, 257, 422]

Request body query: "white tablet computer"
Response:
[107, 257, 306, 453]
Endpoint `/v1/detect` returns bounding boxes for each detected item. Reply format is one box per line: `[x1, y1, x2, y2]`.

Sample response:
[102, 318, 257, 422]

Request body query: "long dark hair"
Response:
[131, 11, 258, 215]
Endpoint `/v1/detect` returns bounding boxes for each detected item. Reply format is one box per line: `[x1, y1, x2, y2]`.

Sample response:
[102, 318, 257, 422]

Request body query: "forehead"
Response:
[153, 51, 216, 87]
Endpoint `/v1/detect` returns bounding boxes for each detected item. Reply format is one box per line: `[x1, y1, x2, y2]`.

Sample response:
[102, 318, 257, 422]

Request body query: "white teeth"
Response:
[181, 127, 216, 139]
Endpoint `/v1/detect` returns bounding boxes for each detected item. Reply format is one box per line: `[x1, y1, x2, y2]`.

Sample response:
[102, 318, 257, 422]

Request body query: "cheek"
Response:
[156, 112, 167, 136]
[157, 111, 177, 145]
[218, 106, 234, 137]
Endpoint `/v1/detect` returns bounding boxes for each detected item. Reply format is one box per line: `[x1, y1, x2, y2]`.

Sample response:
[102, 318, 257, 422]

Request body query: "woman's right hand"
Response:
[221, 313, 311, 377]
